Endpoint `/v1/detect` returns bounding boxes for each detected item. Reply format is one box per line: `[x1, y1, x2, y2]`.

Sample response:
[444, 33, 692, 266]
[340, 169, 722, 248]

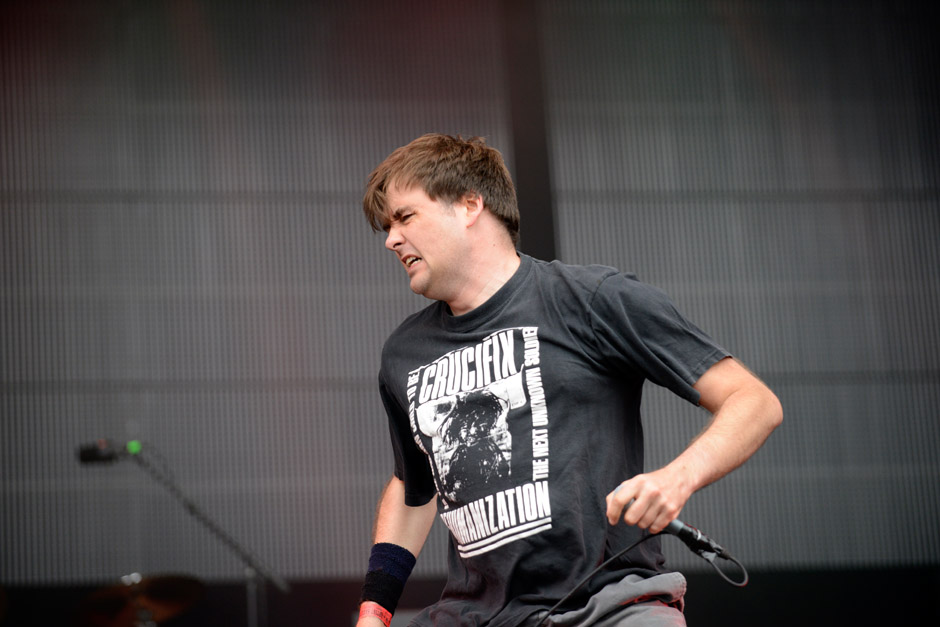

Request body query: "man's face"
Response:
[383, 182, 469, 302]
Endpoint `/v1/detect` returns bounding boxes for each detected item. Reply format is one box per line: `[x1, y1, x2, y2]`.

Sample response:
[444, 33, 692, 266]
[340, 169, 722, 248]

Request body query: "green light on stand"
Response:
[126, 440, 142, 455]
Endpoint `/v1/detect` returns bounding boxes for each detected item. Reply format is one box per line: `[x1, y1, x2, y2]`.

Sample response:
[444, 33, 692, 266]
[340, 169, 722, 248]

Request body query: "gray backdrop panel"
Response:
[2, 0, 937, 585]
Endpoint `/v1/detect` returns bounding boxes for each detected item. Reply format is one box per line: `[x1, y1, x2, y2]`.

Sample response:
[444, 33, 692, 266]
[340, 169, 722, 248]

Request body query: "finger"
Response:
[621, 497, 647, 527]
[648, 516, 670, 535]
[605, 483, 633, 525]
[648, 502, 683, 534]
[636, 497, 680, 533]
[608, 489, 644, 527]
[635, 502, 662, 530]
[604, 481, 627, 508]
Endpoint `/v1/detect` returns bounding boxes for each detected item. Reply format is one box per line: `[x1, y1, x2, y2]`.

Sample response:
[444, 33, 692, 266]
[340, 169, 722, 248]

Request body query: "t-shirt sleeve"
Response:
[587, 273, 730, 405]
[378, 374, 437, 506]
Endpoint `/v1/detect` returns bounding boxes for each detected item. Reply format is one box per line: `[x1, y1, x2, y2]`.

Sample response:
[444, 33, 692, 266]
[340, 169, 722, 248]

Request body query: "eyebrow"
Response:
[383, 205, 413, 231]
[389, 206, 410, 220]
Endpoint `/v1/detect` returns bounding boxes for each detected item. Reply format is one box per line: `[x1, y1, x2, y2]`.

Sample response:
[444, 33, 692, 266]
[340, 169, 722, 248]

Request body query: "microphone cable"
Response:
[530, 525, 748, 627]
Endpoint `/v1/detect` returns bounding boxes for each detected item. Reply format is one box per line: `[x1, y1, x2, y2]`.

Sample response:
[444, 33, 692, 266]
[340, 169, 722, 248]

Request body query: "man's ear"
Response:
[461, 191, 485, 226]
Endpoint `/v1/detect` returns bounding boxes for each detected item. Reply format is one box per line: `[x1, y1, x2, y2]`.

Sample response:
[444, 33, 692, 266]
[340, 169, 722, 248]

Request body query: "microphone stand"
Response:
[128, 448, 290, 627]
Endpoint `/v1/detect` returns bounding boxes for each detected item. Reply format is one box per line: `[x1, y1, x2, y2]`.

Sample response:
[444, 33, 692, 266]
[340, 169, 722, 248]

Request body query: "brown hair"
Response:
[363, 134, 520, 245]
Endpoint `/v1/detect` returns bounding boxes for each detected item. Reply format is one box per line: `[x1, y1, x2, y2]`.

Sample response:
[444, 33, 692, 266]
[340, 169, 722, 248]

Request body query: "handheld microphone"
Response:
[77, 439, 141, 463]
[663, 518, 729, 559]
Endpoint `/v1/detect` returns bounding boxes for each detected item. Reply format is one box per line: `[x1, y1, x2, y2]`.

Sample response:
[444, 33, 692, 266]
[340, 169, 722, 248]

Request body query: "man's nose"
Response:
[385, 224, 402, 250]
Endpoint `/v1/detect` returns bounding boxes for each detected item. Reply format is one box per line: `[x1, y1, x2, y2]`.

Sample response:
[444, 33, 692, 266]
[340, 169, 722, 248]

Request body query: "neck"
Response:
[446, 247, 520, 316]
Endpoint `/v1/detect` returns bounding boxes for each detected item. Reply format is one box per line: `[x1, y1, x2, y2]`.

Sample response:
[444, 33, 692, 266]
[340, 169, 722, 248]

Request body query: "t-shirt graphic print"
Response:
[405, 326, 552, 558]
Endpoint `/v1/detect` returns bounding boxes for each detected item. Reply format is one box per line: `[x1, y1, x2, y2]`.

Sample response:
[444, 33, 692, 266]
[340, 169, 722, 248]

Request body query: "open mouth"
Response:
[403, 255, 422, 268]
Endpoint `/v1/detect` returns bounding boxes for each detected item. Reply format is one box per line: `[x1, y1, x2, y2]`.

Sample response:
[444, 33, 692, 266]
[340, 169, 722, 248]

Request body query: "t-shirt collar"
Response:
[438, 253, 533, 332]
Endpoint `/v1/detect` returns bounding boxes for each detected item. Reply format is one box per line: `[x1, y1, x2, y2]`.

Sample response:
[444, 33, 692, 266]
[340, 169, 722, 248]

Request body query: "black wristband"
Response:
[360, 569, 406, 615]
[359, 543, 417, 615]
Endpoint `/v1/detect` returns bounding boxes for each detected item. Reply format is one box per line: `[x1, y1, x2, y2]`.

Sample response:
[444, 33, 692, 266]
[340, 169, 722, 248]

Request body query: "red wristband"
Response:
[359, 601, 393, 627]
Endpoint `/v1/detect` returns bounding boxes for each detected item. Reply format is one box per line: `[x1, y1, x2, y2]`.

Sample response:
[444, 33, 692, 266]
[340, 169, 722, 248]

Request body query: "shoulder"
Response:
[526, 256, 625, 296]
[382, 300, 439, 340]
[526, 257, 663, 314]
[379, 300, 446, 367]
[532, 259, 695, 337]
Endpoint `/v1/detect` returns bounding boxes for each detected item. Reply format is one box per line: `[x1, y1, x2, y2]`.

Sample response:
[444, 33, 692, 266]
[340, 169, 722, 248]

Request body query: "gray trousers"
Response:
[534, 572, 687, 627]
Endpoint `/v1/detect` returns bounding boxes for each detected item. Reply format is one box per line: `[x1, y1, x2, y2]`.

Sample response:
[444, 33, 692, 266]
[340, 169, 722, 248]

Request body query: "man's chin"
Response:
[408, 278, 430, 298]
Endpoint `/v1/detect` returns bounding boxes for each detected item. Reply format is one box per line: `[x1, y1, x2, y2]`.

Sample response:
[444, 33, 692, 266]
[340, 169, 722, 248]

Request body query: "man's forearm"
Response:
[674, 365, 783, 494]
[372, 476, 437, 555]
[606, 357, 782, 532]
[357, 477, 437, 627]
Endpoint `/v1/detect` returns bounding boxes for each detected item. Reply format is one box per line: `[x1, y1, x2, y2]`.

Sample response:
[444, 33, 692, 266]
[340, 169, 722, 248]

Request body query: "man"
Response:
[356, 134, 782, 627]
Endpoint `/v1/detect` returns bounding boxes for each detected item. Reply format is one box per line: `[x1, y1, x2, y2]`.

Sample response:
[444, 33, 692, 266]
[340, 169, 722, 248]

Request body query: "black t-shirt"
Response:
[378, 254, 729, 626]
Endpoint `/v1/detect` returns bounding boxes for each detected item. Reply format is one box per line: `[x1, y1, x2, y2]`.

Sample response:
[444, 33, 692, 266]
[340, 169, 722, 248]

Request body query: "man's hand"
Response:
[605, 465, 692, 534]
